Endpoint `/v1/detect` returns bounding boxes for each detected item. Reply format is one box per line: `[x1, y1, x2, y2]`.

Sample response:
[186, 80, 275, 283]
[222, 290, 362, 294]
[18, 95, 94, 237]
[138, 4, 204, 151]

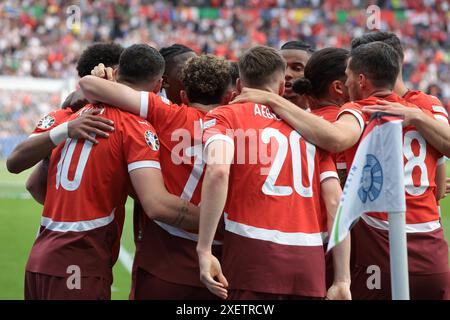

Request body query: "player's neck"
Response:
[367, 88, 393, 99]
[394, 75, 409, 97]
[189, 102, 218, 112]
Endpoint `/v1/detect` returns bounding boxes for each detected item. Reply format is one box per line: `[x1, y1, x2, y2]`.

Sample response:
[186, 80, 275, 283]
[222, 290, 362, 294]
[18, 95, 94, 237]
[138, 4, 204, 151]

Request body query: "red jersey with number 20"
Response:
[203, 102, 338, 297]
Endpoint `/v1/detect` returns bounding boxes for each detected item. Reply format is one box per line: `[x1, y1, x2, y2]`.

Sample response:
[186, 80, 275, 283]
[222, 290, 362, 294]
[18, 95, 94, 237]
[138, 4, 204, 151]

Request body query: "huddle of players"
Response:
[7, 31, 450, 300]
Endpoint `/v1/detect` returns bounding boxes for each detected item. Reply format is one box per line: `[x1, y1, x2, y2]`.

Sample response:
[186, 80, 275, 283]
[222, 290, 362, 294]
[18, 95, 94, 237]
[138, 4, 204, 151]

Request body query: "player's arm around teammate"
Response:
[363, 101, 449, 200]
[79, 65, 143, 115]
[232, 87, 362, 153]
[6, 109, 114, 174]
[363, 101, 450, 158]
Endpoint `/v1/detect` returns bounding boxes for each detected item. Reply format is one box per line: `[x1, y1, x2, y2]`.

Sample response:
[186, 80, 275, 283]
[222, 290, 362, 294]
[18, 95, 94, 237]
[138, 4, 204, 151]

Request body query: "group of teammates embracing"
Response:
[7, 31, 450, 300]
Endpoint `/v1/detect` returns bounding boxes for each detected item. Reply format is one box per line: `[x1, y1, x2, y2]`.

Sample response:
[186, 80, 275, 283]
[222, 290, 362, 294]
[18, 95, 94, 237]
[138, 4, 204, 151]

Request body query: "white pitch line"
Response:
[118, 245, 133, 274]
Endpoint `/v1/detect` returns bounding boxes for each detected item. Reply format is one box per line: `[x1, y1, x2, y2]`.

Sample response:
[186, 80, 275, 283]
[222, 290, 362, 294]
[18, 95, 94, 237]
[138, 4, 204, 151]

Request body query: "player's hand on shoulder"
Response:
[198, 251, 229, 300]
[326, 281, 352, 300]
[68, 108, 114, 144]
[230, 87, 272, 105]
[91, 63, 115, 81]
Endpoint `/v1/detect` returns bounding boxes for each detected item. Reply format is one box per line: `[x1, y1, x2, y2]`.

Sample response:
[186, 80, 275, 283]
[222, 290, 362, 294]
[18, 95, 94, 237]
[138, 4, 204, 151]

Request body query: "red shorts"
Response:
[228, 289, 324, 300]
[25, 271, 111, 300]
[130, 267, 218, 300]
[351, 265, 450, 300]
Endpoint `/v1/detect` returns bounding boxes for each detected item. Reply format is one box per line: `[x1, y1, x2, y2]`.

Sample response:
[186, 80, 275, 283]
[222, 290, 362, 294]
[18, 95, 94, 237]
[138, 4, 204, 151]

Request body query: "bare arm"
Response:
[130, 168, 200, 230]
[196, 140, 234, 300]
[364, 101, 450, 157]
[6, 110, 113, 174]
[321, 177, 351, 300]
[232, 88, 361, 153]
[79, 76, 141, 115]
[436, 163, 447, 201]
[25, 159, 49, 205]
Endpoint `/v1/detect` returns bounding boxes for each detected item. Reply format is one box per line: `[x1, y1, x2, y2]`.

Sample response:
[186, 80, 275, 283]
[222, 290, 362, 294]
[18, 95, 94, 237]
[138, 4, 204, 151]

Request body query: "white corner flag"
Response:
[327, 113, 409, 300]
[327, 113, 406, 251]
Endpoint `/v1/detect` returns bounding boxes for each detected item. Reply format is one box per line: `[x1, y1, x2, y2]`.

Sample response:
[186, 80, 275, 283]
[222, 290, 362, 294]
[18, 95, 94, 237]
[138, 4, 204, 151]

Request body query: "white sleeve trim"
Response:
[28, 132, 44, 138]
[140, 91, 149, 119]
[433, 114, 449, 124]
[437, 156, 446, 166]
[204, 134, 234, 152]
[432, 105, 448, 116]
[128, 160, 160, 172]
[336, 162, 347, 170]
[320, 171, 339, 182]
[338, 109, 365, 134]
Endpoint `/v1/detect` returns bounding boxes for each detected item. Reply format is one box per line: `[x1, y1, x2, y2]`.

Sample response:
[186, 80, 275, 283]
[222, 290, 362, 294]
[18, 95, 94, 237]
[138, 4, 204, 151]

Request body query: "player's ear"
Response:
[278, 80, 285, 96]
[152, 78, 163, 94]
[359, 74, 365, 89]
[180, 90, 190, 105]
[236, 78, 242, 94]
[332, 80, 344, 95]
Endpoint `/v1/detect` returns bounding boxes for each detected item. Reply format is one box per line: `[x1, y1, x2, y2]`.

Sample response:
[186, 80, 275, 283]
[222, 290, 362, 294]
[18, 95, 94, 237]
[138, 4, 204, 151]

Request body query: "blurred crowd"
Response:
[0, 0, 449, 154]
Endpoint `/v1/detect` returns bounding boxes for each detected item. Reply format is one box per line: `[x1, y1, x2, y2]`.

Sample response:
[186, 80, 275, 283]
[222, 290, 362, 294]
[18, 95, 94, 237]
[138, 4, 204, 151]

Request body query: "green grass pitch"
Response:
[0, 161, 449, 299]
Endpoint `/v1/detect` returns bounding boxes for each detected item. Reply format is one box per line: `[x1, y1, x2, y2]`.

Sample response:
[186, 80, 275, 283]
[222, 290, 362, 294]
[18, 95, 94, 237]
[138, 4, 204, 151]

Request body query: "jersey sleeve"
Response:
[335, 152, 347, 170]
[429, 102, 449, 124]
[337, 102, 368, 134]
[120, 113, 161, 173]
[30, 109, 73, 137]
[139, 91, 182, 126]
[318, 150, 339, 182]
[202, 107, 235, 151]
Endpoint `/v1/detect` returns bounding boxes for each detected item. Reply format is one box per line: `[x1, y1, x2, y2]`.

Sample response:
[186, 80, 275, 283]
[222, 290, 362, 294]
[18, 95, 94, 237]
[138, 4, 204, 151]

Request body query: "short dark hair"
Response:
[349, 42, 400, 89]
[238, 46, 286, 87]
[181, 55, 231, 105]
[117, 44, 165, 85]
[293, 47, 349, 98]
[281, 40, 315, 53]
[76, 42, 123, 77]
[229, 61, 239, 88]
[351, 32, 404, 62]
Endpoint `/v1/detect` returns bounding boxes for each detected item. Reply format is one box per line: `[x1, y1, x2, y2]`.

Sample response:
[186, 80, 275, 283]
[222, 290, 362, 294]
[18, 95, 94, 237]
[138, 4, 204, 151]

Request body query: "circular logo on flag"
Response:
[144, 130, 159, 151]
[358, 154, 383, 203]
[37, 115, 56, 129]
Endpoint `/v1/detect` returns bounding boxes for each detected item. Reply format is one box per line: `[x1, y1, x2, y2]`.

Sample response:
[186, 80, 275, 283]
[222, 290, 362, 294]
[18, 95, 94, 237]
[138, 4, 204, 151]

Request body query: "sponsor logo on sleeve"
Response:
[144, 130, 160, 151]
[37, 115, 56, 129]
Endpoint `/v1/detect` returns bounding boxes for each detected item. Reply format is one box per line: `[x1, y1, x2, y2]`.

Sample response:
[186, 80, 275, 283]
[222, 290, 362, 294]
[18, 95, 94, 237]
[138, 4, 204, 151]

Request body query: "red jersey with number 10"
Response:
[26, 105, 161, 280]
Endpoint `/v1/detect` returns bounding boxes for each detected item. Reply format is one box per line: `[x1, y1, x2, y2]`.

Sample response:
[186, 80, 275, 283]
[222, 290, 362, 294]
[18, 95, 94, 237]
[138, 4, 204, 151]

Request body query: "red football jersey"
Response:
[29, 108, 74, 137]
[26, 104, 161, 280]
[311, 106, 347, 170]
[133, 92, 221, 288]
[202, 102, 338, 296]
[338, 93, 448, 274]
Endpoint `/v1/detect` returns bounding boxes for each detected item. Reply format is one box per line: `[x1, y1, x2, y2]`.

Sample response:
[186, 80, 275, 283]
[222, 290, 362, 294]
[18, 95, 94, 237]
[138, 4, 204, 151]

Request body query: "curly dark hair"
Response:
[76, 42, 123, 77]
[181, 55, 231, 105]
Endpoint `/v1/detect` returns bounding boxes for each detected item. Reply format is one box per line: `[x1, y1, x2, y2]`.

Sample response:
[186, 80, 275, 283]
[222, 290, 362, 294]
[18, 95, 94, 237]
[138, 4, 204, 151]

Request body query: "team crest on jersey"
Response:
[358, 154, 383, 203]
[144, 130, 160, 151]
[37, 115, 56, 129]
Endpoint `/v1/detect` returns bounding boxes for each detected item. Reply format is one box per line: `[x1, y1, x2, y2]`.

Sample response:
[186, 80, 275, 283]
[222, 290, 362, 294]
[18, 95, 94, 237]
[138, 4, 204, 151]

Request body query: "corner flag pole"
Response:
[388, 211, 410, 300]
